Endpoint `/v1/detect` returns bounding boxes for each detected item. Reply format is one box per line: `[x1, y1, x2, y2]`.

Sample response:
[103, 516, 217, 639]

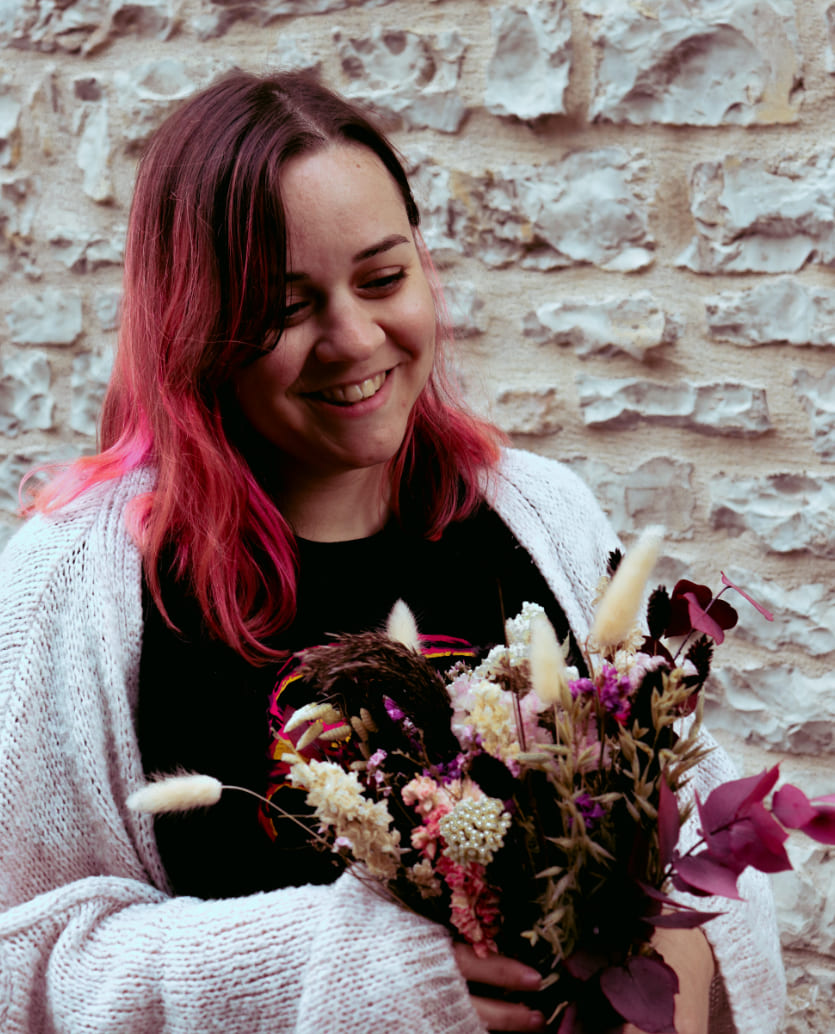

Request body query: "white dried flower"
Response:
[296, 719, 324, 751]
[289, 758, 401, 880]
[440, 796, 512, 867]
[406, 858, 443, 898]
[386, 598, 421, 651]
[317, 724, 352, 743]
[284, 702, 343, 734]
[465, 679, 520, 762]
[505, 602, 548, 648]
[127, 773, 223, 814]
[591, 526, 664, 650]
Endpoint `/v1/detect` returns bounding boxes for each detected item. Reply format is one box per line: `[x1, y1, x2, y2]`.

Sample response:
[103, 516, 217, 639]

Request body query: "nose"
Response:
[313, 292, 386, 364]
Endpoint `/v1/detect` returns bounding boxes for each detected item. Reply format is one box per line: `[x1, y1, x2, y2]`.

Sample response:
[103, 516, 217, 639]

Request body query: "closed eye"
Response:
[283, 296, 314, 324]
[360, 269, 407, 293]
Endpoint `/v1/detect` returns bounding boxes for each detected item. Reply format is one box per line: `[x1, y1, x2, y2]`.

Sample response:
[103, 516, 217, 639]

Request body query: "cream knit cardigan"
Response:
[0, 448, 785, 1033]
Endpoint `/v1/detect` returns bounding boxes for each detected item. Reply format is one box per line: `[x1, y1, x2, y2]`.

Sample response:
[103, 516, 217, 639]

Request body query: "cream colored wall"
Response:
[0, 1, 833, 1028]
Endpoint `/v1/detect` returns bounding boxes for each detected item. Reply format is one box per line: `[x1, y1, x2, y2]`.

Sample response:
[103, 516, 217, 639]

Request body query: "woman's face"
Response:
[234, 144, 436, 486]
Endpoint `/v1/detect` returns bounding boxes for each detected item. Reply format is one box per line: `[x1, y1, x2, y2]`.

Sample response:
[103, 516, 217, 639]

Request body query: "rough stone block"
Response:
[6, 288, 82, 346]
[122, 57, 196, 101]
[76, 101, 113, 204]
[566, 455, 696, 538]
[0, 443, 83, 515]
[71, 350, 113, 436]
[783, 955, 835, 1034]
[0, 451, 30, 513]
[583, 0, 802, 126]
[412, 149, 653, 271]
[678, 153, 835, 274]
[576, 375, 771, 436]
[112, 59, 199, 150]
[523, 291, 679, 359]
[710, 472, 835, 558]
[773, 841, 835, 957]
[336, 27, 467, 133]
[485, 0, 571, 121]
[492, 386, 563, 435]
[828, 4, 835, 75]
[194, 0, 394, 34]
[443, 280, 488, 338]
[266, 34, 322, 74]
[0, 86, 21, 167]
[721, 564, 835, 658]
[49, 225, 125, 273]
[93, 289, 121, 332]
[705, 278, 835, 346]
[706, 664, 835, 756]
[0, 0, 177, 54]
[794, 369, 835, 463]
[0, 174, 35, 242]
[0, 350, 53, 436]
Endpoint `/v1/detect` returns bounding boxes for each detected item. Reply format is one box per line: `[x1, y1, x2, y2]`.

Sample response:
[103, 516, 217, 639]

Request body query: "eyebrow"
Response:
[352, 233, 411, 262]
[285, 233, 412, 283]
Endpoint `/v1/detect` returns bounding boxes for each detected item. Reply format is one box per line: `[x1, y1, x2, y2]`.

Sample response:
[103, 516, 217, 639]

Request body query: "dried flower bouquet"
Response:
[130, 528, 835, 1033]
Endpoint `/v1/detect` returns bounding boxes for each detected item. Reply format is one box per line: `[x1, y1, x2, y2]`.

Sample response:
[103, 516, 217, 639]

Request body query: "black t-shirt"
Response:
[137, 504, 575, 899]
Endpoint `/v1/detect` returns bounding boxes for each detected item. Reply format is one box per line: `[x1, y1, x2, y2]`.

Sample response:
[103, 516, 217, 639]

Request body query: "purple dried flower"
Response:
[575, 792, 606, 831]
[570, 678, 596, 699]
[570, 667, 631, 724]
[383, 697, 405, 722]
[597, 664, 632, 724]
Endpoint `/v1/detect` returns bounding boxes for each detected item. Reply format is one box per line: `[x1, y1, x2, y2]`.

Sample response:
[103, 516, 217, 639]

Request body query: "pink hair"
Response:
[28, 70, 504, 663]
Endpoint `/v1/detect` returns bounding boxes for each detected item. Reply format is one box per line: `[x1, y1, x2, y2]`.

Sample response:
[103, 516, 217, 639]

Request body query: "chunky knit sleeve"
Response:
[0, 481, 484, 1034]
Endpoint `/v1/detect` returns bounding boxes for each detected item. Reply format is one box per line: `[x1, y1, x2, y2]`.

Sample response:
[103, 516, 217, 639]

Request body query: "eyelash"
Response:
[283, 269, 407, 322]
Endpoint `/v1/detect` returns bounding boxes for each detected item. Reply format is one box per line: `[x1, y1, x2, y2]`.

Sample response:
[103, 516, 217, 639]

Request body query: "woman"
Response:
[0, 70, 783, 1033]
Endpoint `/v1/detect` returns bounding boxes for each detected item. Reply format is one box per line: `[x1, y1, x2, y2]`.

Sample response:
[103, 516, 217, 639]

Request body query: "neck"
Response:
[277, 465, 391, 542]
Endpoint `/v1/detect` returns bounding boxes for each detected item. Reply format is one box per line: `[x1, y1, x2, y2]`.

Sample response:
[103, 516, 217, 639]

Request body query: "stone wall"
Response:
[1, 0, 833, 1029]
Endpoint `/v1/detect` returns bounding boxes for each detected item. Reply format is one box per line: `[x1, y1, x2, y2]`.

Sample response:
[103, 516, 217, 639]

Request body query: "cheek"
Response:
[234, 346, 297, 421]
[403, 284, 438, 358]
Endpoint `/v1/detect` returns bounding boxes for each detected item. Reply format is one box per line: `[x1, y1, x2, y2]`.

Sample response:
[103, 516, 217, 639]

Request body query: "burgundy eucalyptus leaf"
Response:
[773, 784, 818, 828]
[665, 580, 711, 636]
[637, 882, 686, 906]
[557, 1002, 578, 1034]
[645, 908, 724, 929]
[599, 956, 678, 1033]
[672, 580, 712, 607]
[564, 948, 608, 981]
[698, 767, 781, 836]
[734, 808, 792, 873]
[672, 852, 742, 899]
[705, 597, 738, 632]
[720, 572, 774, 621]
[798, 811, 835, 846]
[657, 776, 681, 869]
[774, 785, 835, 844]
[683, 592, 726, 644]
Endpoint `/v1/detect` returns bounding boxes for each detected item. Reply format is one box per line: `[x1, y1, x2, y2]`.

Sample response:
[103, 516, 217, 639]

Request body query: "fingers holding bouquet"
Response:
[453, 942, 547, 1032]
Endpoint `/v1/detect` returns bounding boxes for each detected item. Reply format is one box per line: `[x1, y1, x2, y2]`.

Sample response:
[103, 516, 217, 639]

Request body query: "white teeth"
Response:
[320, 371, 386, 404]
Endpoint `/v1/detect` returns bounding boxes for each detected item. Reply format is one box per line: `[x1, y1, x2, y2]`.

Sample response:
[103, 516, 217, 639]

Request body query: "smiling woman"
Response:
[0, 69, 784, 1034]
[234, 147, 437, 539]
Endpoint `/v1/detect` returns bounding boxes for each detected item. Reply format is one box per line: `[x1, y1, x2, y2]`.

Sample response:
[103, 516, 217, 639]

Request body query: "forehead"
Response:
[280, 145, 413, 264]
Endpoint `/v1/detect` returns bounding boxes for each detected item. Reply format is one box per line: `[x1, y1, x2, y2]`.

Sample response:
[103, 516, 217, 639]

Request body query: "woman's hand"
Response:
[623, 927, 715, 1034]
[453, 943, 546, 1032]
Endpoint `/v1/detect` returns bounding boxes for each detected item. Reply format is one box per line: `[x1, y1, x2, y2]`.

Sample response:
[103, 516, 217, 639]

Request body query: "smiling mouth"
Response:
[315, 371, 388, 405]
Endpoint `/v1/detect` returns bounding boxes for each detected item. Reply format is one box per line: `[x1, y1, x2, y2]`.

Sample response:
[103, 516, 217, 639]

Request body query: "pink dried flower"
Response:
[438, 855, 501, 958]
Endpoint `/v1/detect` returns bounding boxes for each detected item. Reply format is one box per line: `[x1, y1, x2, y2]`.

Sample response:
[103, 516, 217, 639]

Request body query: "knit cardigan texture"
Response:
[0, 447, 785, 1033]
